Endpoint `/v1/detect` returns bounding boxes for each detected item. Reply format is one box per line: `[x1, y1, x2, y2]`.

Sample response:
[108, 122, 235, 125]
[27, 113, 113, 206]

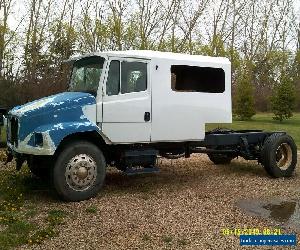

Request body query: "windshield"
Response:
[69, 56, 105, 96]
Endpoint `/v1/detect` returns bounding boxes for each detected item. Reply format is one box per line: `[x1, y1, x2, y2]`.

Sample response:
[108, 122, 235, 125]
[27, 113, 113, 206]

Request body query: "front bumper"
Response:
[7, 135, 55, 156]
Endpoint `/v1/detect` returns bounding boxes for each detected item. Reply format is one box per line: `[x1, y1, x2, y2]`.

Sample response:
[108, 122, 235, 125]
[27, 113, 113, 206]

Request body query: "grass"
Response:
[141, 233, 151, 242]
[0, 165, 67, 249]
[177, 238, 188, 246]
[85, 206, 97, 214]
[46, 210, 67, 226]
[162, 235, 173, 244]
[206, 113, 300, 147]
[0, 126, 5, 147]
[0, 220, 34, 250]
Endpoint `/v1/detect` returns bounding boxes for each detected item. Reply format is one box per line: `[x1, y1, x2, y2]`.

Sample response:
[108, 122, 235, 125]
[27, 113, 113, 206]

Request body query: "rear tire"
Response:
[261, 133, 297, 178]
[53, 140, 106, 201]
[207, 154, 233, 165]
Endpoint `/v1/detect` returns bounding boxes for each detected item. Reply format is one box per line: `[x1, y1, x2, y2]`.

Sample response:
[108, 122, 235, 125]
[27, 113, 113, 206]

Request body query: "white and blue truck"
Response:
[2, 50, 297, 201]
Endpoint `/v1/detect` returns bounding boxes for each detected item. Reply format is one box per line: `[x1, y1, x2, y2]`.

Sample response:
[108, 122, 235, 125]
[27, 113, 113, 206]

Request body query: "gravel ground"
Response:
[9, 154, 300, 250]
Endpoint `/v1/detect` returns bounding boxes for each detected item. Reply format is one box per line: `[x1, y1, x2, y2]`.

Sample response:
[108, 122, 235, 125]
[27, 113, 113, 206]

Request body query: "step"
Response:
[125, 166, 160, 175]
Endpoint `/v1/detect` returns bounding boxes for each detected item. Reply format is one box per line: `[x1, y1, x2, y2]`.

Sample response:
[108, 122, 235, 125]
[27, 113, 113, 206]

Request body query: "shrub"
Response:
[234, 71, 256, 120]
[270, 77, 296, 121]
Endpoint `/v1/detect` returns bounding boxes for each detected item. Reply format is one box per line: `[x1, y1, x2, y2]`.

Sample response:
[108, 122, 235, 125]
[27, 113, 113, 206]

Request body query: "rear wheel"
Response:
[207, 153, 233, 165]
[261, 133, 297, 178]
[53, 140, 106, 201]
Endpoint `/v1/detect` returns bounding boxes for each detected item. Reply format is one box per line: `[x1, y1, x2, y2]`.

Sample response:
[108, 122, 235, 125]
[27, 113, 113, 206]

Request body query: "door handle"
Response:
[144, 112, 150, 122]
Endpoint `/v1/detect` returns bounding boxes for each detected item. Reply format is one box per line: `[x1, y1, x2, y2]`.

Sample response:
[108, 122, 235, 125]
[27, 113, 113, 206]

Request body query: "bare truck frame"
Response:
[2, 50, 297, 201]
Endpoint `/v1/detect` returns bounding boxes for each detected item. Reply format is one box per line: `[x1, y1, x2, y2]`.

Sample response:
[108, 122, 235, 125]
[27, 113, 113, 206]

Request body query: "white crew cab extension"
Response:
[4, 50, 297, 201]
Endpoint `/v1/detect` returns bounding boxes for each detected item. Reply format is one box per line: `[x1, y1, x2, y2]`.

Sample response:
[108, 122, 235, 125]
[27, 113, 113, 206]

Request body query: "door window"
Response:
[106, 60, 120, 96]
[106, 60, 147, 96]
[121, 62, 147, 94]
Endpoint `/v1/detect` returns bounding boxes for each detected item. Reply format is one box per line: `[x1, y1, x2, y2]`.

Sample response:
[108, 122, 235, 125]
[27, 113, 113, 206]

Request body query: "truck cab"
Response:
[69, 50, 232, 144]
[5, 51, 297, 201]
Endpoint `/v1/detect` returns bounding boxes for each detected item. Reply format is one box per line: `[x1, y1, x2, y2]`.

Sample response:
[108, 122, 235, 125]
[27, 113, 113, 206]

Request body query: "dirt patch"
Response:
[0, 154, 295, 250]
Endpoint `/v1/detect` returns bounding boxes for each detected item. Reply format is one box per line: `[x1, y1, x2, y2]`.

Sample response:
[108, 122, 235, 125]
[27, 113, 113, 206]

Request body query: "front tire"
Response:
[53, 140, 106, 201]
[261, 133, 297, 178]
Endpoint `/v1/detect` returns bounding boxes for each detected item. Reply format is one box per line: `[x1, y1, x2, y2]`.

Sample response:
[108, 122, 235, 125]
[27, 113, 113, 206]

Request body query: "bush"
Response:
[270, 77, 296, 121]
[234, 72, 256, 120]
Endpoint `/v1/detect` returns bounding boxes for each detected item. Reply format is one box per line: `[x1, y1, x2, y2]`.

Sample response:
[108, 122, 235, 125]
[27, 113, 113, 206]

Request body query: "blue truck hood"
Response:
[7, 92, 100, 155]
[10, 92, 95, 118]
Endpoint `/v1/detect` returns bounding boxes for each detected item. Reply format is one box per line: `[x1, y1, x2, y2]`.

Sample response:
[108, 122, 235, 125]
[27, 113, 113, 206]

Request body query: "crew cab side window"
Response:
[106, 60, 120, 96]
[171, 65, 225, 93]
[106, 60, 147, 96]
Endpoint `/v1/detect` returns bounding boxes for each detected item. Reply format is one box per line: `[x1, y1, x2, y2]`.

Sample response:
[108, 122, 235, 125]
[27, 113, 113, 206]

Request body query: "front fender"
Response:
[13, 121, 103, 156]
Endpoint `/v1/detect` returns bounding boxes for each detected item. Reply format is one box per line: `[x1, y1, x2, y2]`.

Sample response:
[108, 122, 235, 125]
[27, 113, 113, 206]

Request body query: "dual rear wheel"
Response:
[207, 133, 297, 178]
[260, 133, 297, 178]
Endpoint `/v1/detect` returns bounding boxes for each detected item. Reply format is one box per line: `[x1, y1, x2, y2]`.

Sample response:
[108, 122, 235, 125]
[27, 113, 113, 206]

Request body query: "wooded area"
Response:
[0, 0, 299, 118]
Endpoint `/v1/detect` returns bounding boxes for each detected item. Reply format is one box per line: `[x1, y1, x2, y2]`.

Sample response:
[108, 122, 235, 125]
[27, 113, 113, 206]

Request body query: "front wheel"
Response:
[53, 141, 106, 201]
[261, 133, 297, 178]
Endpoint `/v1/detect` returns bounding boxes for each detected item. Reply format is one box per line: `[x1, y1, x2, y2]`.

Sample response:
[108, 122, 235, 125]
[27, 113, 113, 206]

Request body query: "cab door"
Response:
[102, 58, 151, 143]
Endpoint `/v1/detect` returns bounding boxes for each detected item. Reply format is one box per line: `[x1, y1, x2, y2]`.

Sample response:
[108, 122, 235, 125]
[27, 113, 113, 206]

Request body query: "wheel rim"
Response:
[275, 143, 292, 171]
[65, 154, 97, 191]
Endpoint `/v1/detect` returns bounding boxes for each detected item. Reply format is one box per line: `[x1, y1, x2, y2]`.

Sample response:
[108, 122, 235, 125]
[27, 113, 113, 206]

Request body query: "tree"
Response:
[270, 77, 296, 121]
[0, 0, 299, 112]
[234, 66, 256, 120]
[0, 0, 18, 80]
[291, 48, 300, 110]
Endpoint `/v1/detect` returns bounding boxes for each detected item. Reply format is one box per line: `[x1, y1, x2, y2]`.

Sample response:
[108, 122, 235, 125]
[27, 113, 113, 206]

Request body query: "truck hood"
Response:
[9, 92, 96, 118]
[7, 92, 99, 155]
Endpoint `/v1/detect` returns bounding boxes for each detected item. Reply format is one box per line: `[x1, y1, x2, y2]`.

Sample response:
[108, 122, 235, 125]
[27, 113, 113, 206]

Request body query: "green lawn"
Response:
[206, 113, 300, 147]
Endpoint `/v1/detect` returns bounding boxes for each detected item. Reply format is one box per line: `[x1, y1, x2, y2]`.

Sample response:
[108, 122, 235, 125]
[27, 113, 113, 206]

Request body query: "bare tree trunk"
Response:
[176, 0, 209, 53]
[298, 23, 300, 50]
[108, 0, 129, 50]
[157, 0, 180, 50]
[0, 0, 12, 78]
[136, 0, 161, 50]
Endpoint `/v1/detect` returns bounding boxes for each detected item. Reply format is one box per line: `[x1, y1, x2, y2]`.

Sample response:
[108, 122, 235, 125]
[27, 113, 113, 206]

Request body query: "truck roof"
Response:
[67, 50, 230, 65]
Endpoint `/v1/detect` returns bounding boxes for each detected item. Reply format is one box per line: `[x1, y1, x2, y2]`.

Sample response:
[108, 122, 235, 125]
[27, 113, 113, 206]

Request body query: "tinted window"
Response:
[171, 65, 225, 93]
[121, 62, 147, 94]
[106, 60, 120, 96]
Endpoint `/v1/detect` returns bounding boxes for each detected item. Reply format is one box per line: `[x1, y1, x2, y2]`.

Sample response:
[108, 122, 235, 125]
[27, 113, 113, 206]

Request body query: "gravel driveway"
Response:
[12, 154, 300, 250]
